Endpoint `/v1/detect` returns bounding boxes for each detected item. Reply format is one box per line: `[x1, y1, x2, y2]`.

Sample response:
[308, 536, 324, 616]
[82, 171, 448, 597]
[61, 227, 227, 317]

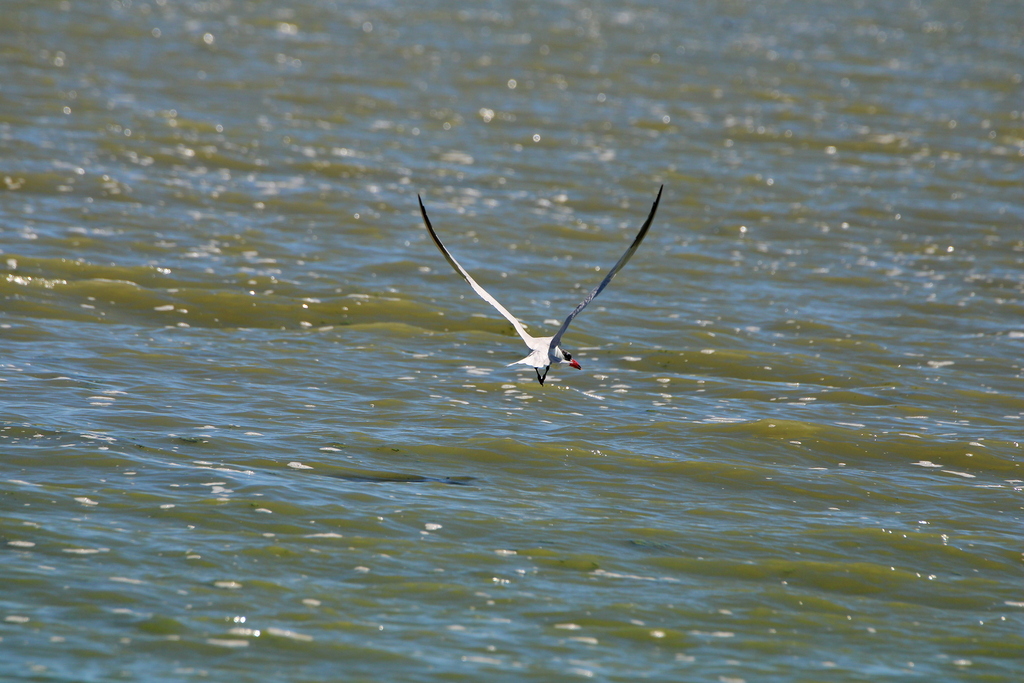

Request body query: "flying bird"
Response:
[418, 185, 662, 385]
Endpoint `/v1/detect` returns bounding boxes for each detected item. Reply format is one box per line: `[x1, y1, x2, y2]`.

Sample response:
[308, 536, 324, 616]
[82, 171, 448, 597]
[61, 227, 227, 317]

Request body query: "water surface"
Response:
[2, 1, 1023, 681]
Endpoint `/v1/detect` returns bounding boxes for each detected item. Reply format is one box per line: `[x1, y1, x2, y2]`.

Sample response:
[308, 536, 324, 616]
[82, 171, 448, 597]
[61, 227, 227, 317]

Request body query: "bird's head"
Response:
[559, 348, 582, 370]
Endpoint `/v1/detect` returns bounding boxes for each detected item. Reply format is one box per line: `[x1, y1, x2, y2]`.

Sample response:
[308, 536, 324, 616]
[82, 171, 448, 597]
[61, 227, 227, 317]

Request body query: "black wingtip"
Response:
[646, 185, 663, 224]
[642, 185, 663, 223]
[418, 194, 434, 232]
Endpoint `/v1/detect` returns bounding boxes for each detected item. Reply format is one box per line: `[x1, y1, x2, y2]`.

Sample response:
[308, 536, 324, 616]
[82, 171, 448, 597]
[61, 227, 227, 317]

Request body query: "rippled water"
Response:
[2, 1, 1023, 680]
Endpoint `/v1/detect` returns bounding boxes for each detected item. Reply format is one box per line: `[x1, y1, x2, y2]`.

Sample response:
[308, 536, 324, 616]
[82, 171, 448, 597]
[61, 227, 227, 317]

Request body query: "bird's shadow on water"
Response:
[0, 423, 477, 487]
[319, 469, 475, 486]
[166, 438, 477, 486]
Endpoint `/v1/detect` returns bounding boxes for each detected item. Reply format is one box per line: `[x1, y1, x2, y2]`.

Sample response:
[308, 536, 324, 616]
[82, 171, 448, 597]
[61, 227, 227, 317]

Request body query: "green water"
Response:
[2, 1, 1023, 681]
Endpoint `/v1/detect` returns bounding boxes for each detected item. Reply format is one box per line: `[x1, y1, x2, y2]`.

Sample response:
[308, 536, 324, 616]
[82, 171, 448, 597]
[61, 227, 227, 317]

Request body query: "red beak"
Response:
[569, 359, 581, 370]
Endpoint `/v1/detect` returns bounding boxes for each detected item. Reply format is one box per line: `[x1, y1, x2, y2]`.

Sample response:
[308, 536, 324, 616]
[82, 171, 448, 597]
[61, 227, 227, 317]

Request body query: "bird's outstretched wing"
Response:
[418, 195, 535, 345]
[550, 185, 663, 351]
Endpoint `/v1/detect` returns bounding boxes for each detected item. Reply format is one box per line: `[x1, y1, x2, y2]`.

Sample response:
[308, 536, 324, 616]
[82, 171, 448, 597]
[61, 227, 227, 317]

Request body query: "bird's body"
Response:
[418, 186, 663, 385]
[507, 333, 577, 385]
